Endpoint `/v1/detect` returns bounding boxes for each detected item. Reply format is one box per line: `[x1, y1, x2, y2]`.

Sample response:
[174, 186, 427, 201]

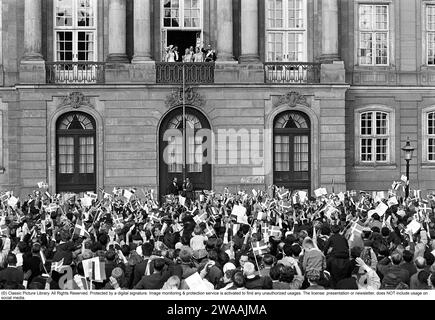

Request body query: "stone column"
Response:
[239, 0, 259, 63]
[22, 0, 43, 61]
[132, 0, 152, 62]
[216, 0, 234, 62]
[107, 0, 129, 63]
[320, 0, 339, 62]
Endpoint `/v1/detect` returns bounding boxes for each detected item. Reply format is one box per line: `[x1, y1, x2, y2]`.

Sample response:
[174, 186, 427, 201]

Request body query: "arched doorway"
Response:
[273, 110, 311, 193]
[56, 111, 96, 193]
[159, 107, 212, 197]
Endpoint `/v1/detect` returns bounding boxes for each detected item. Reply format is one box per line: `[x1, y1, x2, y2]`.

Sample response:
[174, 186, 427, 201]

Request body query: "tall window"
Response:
[426, 111, 435, 161]
[358, 4, 389, 66]
[56, 112, 96, 193]
[427, 5, 435, 65]
[54, 0, 97, 62]
[266, 0, 307, 62]
[163, 0, 201, 28]
[359, 111, 389, 162]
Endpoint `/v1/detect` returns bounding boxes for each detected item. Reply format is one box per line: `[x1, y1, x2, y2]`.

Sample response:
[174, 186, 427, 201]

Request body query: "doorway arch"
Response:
[273, 110, 311, 193]
[56, 111, 96, 193]
[158, 107, 212, 197]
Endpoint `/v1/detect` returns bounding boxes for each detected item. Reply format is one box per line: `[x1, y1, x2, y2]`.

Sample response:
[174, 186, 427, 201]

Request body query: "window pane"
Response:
[359, 5, 373, 30]
[375, 5, 388, 30]
[288, 32, 304, 61]
[427, 5, 435, 31]
[428, 32, 435, 65]
[359, 33, 373, 65]
[294, 135, 309, 172]
[376, 138, 388, 161]
[79, 136, 94, 173]
[56, 32, 73, 61]
[267, 0, 284, 28]
[56, 0, 73, 27]
[375, 32, 388, 65]
[58, 136, 74, 174]
[267, 32, 284, 61]
[429, 138, 435, 161]
[361, 138, 372, 162]
[428, 112, 435, 135]
[274, 135, 290, 171]
[288, 0, 303, 29]
[360, 112, 372, 135]
[77, 0, 95, 27]
[168, 135, 183, 173]
[376, 112, 388, 135]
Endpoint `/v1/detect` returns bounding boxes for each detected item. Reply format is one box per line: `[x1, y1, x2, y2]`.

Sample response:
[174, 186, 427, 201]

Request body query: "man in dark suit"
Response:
[0, 253, 24, 288]
[183, 178, 194, 199]
[167, 177, 180, 196]
[134, 258, 171, 289]
[202, 44, 217, 62]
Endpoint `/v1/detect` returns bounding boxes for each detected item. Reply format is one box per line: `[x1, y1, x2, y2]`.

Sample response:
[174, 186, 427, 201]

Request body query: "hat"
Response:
[175, 242, 183, 250]
[223, 262, 236, 273]
[111, 267, 123, 279]
[193, 249, 208, 260]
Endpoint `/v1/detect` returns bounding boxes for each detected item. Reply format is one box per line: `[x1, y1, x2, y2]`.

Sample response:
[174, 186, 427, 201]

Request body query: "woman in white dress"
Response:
[165, 45, 176, 62]
[182, 48, 193, 62]
[193, 47, 204, 62]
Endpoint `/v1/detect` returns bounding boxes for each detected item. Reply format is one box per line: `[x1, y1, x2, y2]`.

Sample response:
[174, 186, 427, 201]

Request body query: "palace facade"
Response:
[0, 0, 434, 198]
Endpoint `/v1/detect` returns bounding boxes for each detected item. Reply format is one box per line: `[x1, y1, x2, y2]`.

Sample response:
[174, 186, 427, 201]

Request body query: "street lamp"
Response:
[401, 137, 415, 199]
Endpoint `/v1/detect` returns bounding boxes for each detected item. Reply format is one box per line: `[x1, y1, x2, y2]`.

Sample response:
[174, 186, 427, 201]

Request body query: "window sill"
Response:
[353, 164, 397, 171]
[421, 163, 435, 168]
[353, 65, 395, 71]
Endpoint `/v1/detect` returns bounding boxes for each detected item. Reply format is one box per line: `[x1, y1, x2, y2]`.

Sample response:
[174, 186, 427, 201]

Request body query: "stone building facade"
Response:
[0, 0, 433, 198]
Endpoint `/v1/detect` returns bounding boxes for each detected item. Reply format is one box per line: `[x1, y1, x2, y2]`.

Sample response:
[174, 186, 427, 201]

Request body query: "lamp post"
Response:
[401, 137, 415, 199]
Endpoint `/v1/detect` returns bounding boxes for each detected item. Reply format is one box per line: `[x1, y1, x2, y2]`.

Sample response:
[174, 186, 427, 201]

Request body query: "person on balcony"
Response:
[202, 44, 217, 62]
[165, 45, 176, 62]
[173, 46, 180, 62]
[182, 48, 193, 63]
[193, 47, 204, 62]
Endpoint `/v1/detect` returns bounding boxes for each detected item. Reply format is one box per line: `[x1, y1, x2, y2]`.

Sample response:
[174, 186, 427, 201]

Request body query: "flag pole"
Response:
[182, 63, 186, 182]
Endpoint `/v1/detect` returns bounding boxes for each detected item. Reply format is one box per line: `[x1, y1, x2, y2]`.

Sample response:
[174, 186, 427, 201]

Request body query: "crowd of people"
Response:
[164, 44, 216, 63]
[1, 177, 435, 291]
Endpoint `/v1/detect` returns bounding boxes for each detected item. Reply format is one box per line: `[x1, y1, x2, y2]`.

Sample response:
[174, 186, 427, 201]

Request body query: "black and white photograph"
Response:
[0, 0, 434, 315]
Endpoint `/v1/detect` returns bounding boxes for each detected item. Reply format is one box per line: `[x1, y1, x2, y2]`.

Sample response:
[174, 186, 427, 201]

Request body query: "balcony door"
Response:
[273, 111, 311, 193]
[159, 107, 211, 197]
[53, 0, 97, 83]
[161, 0, 203, 61]
[56, 112, 96, 193]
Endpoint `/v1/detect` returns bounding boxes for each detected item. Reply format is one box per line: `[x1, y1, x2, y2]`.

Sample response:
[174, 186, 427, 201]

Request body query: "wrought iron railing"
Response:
[46, 62, 105, 84]
[156, 62, 215, 84]
[264, 62, 321, 84]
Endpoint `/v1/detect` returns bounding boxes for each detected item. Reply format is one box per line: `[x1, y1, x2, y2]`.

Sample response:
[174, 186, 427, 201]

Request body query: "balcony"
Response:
[156, 62, 215, 84]
[46, 62, 105, 84]
[264, 62, 321, 84]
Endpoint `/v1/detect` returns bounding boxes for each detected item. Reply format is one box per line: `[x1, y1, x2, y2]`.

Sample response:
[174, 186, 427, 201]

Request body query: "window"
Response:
[163, 0, 201, 28]
[427, 5, 435, 65]
[54, 0, 97, 62]
[358, 111, 390, 163]
[424, 111, 435, 162]
[266, 0, 307, 62]
[358, 4, 389, 65]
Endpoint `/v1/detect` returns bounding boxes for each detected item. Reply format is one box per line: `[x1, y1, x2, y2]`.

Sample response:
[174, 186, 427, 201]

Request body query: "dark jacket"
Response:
[323, 233, 349, 257]
[0, 267, 24, 287]
[52, 241, 75, 265]
[244, 275, 273, 290]
[134, 271, 170, 290]
[167, 182, 180, 196]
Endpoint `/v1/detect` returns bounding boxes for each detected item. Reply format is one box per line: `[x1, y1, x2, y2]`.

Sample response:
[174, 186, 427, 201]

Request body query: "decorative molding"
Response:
[165, 87, 206, 109]
[275, 91, 309, 108]
[59, 92, 92, 109]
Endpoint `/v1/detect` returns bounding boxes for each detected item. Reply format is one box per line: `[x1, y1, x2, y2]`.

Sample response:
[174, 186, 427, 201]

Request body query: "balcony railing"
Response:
[264, 62, 321, 84]
[156, 62, 215, 84]
[46, 62, 105, 84]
